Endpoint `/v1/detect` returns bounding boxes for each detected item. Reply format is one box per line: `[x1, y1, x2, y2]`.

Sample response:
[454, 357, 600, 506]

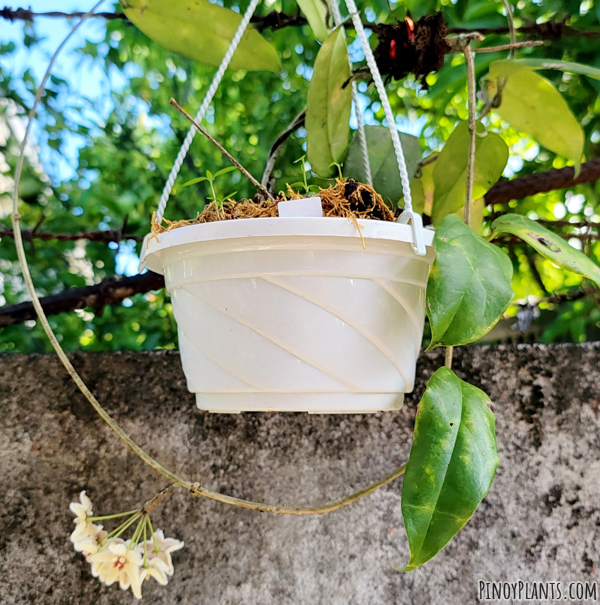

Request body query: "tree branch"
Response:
[3, 7, 600, 39]
[0, 7, 127, 21]
[0, 271, 164, 328]
[485, 158, 600, 205]
[449, 20, 600, 39]
[250, 9, 307, 32]
[0, 226, 143, 244]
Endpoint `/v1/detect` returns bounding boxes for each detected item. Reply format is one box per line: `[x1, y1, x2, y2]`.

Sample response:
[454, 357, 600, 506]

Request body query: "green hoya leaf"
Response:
[485, 66, 583, 170]
[401, 367, 499, 571]
[121, 0, 281, 73]
[343, 125, 421, 207]
[491, 214, 600, 286]
[306, 27, 352, 178]
[426, 215, 513, 348]
[296, 0, 330, 43]
[431, 122, 508, 226]
[489, 59, 600, 81]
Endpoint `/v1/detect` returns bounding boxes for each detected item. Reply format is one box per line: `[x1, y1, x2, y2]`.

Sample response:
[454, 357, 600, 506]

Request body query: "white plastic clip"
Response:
[397, 210, 427, 256]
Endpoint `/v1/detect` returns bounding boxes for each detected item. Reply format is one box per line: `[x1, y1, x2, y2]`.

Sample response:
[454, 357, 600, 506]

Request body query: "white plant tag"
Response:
[277, 197, 323, 218]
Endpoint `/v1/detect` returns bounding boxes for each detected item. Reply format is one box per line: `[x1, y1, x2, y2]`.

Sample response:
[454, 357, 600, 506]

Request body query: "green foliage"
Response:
[410, 161, 435, 216]
[431, 122, 508, 225]
[121, 0, 281, 73]
[485, 64, 584, 170]
[401, 367, 499, 571]
[491, 214, 600, 286]
[343, 126, 420, 207]
[182, 166, 238, 203]
[296, 0, 330, 43]
[2, 0, 600, 357]
[427, 215, 514, 348]
[491, 58, 600, 81]
[290, 155, 321, 193]
[2, 0, 600, 575]
[1, 0, 313, 353]
[305, 27, 352, 177]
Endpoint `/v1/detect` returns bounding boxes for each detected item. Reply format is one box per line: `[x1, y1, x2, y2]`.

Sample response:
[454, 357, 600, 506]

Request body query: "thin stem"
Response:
[445, 346, 454, 369]
[169, 98, 274, 200]
[444, 42, 475, 377]
[463, 44, 477, 228]
[261, 109, 306, 190]
[10, 0, 407, 519]
[143, 517, 148, 566]
[147, 515, 160, 552]
[475, 40, 543, 53]
[479, 0, 518, 119]
[500, 0, 517, 60]
[142, 484, 178, 516]
[418, 153, 439, 169]
[129, 516, 146, 549]
[89, 509, 140, 522]
[208, 179, 222, 220]
[101, 512, 141, 546]
[188, 462, 408, 515]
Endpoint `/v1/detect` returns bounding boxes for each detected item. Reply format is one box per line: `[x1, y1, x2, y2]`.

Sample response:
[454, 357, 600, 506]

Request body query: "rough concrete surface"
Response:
[1, 344, 600, 604]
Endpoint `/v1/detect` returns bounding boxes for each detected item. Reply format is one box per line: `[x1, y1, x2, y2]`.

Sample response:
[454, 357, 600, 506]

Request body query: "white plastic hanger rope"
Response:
[155, 0, 426, 256]
[155, 0, 262, 223]
[343, 0, 426, 255]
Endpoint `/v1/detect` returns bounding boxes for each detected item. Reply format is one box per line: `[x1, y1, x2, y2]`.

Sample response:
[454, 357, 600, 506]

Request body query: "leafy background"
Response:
[2, 0, 600, 353]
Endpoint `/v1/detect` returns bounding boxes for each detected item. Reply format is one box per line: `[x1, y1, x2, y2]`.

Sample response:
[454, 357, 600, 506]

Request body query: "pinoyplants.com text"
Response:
[478, 580, 597, 601]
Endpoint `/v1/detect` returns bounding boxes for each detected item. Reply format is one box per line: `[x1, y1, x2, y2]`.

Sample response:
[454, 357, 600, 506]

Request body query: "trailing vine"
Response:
[6, 0, 600, 598]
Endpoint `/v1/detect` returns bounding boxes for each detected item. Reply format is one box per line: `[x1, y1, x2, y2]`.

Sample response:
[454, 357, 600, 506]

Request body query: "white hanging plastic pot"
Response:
[140, 216, 435, 414]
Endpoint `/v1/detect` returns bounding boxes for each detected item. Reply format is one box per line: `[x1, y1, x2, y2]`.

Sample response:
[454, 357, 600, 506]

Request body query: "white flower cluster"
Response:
[69, 491, 184, 599]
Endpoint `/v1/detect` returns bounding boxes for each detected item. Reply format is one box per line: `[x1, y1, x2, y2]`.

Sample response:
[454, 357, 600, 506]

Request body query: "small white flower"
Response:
[90, 540, 143, 599]
[90, 537, 122, 584]
[78, 529, 107, 557]
[140, 557, 170, 586]
[69, 491, 97, 544]
[140, 529, 184, 576]
[71, 522, 104, 552]
[70, 491, 93, 519]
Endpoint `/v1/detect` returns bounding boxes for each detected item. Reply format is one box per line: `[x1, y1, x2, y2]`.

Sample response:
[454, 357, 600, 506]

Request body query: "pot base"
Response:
[195, 393, 405, 414]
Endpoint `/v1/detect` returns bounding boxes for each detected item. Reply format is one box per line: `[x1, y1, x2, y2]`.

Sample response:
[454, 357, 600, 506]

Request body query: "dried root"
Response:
[151, 179, 395, 235]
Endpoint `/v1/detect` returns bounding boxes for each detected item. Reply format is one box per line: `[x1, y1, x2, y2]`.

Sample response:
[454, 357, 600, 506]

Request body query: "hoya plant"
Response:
[3, 0, 600, 599]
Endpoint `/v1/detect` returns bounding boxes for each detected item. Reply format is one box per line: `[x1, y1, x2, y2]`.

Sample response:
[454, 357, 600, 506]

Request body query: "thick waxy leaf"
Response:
[401, 367, 499, 570]
[121, 0, 281, 73]
[306, 27, 352, 177]
[343, 126, 421, 207]
[485, 66, 583, 169]
[426, 215, 513, 348]
[489, 59, 600, 81]
[296, 0, 330, 43]
[491, 214, 600, 286]
[431, 122, 508, 226]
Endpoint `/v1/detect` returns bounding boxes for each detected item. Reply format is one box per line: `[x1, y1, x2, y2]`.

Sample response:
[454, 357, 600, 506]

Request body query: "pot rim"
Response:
[139, 216, 435, 272]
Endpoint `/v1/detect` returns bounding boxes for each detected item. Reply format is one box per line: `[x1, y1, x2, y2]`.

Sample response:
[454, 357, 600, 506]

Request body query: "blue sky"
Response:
[2, 1, 126, 181]
[2, 1, 144, 274]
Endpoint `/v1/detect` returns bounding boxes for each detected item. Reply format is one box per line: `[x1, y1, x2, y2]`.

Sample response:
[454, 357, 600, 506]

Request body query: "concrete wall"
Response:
[1, 344, 600, 604]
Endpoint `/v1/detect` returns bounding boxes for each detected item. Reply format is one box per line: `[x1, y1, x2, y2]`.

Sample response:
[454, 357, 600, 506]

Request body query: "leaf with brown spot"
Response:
[491, 214, 600, 286]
